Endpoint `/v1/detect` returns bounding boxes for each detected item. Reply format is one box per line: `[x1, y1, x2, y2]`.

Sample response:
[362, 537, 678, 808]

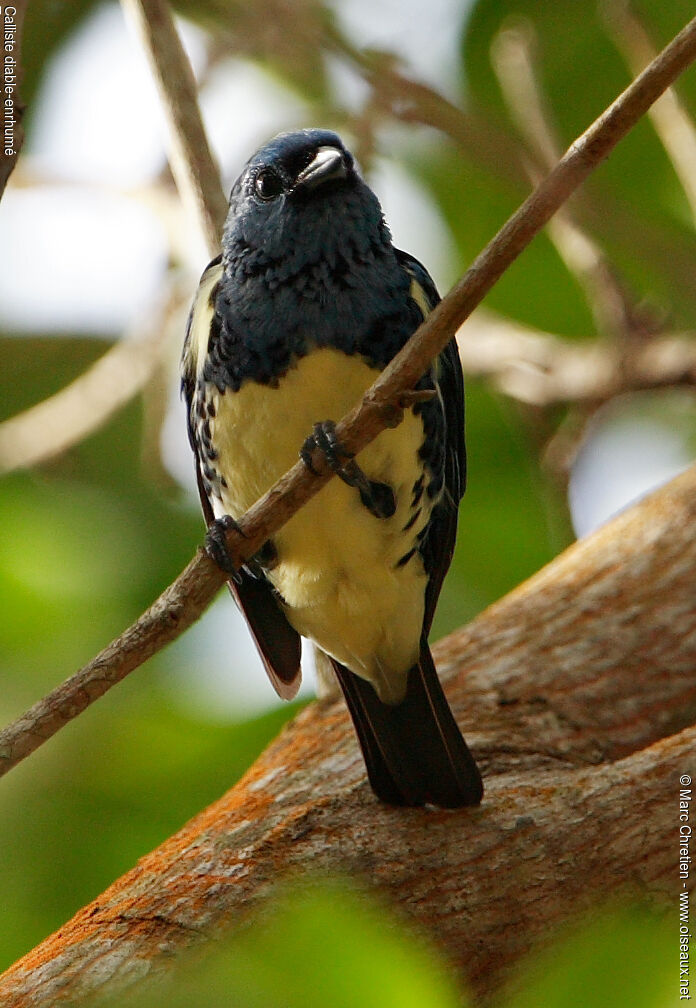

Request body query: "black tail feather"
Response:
[330, 644, 483, 808]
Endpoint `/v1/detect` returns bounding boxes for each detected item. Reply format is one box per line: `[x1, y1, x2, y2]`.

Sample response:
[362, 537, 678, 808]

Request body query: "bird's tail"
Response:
[329, 643, 483, 808]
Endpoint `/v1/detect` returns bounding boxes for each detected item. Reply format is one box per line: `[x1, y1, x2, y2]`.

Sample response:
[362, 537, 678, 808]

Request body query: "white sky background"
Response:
[1, 1, 693, 716]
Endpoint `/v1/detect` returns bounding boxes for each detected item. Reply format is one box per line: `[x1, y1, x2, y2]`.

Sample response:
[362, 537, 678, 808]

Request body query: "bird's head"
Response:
[223, 129, 389, 268]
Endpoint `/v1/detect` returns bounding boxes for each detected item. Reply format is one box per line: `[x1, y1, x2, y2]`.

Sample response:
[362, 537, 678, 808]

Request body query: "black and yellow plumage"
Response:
[182, 129, 483, 808]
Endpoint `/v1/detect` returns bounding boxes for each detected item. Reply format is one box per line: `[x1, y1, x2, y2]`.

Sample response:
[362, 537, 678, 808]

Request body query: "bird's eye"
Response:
[254, 169, 283, 202]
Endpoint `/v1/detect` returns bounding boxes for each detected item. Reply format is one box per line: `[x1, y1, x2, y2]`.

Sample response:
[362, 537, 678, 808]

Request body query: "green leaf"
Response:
[499, 905, 672, 1008]
[113, 879, 466, 1008]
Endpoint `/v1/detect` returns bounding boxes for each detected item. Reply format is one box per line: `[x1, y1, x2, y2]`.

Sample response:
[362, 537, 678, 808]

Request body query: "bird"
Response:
[181, 128, 483, 808]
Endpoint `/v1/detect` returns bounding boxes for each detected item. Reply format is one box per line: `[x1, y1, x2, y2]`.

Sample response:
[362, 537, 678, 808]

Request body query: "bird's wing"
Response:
[395, 249, 466, 636]
[182, 256, 302, 701]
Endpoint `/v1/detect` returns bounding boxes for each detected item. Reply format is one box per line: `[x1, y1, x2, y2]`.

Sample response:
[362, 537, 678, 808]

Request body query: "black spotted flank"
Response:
[402, 507, 421, 533]
[395, 547, 416, 569]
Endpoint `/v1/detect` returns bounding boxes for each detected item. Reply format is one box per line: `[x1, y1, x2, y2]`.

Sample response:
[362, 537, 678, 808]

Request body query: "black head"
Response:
[213, 130, 417, 381]
[243, 129, 355, 203]
[223, 130, 389, 267]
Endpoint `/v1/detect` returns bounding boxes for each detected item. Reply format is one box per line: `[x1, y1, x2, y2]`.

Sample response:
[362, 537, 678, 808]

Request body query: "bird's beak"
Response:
[294, 146, 347, 191]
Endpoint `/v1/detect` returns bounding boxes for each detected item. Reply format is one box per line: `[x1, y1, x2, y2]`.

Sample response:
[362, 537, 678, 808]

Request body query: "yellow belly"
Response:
[208, 348, 431, 703]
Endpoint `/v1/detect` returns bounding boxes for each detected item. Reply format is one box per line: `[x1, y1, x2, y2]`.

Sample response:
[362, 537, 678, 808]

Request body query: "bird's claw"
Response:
[300, 419, 396, 520]
[205, 514, 244, 581]
[300, 420, 353, 476]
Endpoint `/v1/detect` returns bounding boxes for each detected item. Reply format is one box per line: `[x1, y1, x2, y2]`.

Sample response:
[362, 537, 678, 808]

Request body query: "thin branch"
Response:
[491, 23, 559, 171]
[604, 0, 696, 225]
[120, 0, 228, 255]
[2, 11, 696, 779]
[0, 287, 180, 475]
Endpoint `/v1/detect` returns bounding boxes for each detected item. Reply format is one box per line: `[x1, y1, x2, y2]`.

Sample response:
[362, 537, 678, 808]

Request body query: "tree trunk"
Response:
[1, 464, 695, 1006]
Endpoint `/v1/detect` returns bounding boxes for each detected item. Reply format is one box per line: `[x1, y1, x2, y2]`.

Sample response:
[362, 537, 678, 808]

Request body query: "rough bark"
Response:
[1, 463, 695, 1007]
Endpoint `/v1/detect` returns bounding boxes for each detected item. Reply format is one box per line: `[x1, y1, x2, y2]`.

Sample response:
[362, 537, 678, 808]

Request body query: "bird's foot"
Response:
[300, 419, 396, 520]
[205, 514, 245, 581]
[300, 419, 352, 475]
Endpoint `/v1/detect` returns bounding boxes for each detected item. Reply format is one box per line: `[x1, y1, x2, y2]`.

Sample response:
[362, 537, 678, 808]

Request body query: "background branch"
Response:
[605, 0, 696, 225]
[0, 0, 225, 479]
[459, 314, 696, 405]
[0, 286, 180, 475]
[1, 10, 696, 780]
[491, 22, 636, 341]
[1, 460, 694, 1006]
[120, 0, 227, 254]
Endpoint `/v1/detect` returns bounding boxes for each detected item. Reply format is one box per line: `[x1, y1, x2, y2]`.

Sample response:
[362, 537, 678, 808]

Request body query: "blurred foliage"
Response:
[463, 0, 696, 325]
[112, 880, 465, 1008]
[498, 903, 672, 1008]
[97, 887, 671, 1008]
[3, 0, 695, 1001]
[21, 0, 101, 108]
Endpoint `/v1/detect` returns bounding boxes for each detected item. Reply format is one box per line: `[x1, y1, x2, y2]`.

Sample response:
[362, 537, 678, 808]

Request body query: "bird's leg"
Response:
[205, 514, 245, 582]
[300, 420, 396, 520]
[252, 538, 279, 571]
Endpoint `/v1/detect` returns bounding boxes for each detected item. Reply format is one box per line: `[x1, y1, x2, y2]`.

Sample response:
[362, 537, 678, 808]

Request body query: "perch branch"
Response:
[1, 10, 696, 779]
[1, 461, 694, 1005]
